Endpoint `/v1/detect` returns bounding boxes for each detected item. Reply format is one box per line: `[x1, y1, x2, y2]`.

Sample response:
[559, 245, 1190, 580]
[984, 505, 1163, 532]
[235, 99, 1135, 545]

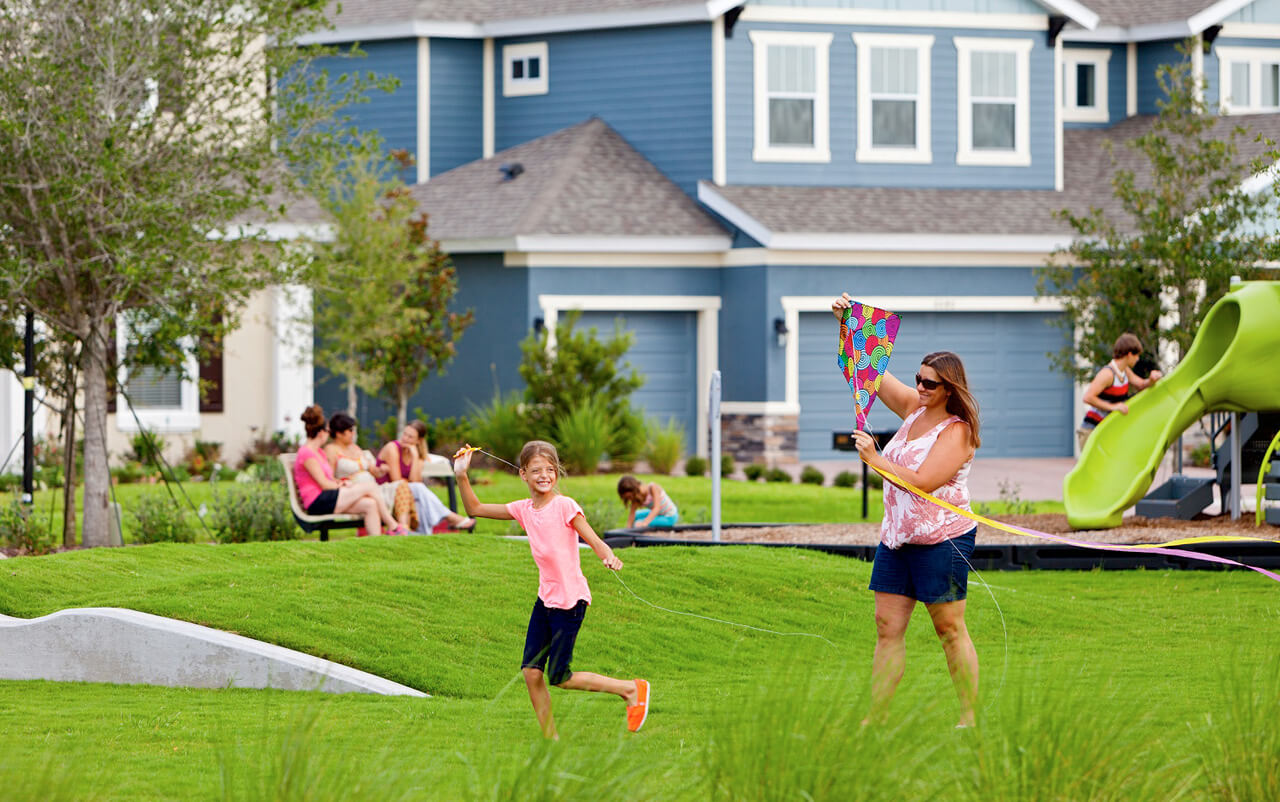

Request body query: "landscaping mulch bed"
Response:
[652, 514, 1279, 547]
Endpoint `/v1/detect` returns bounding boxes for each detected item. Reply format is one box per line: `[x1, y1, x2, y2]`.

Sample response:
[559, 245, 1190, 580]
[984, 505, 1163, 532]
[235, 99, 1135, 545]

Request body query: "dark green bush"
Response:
[765, 467, 792, 483]
[800, 465, 824, 485]
[111, 462, 148, 484]
[833, 470, 858, 488]
[644, 417, 685, 475]
[684, 455, 708, 476]
[208, 483, 300, 543]
[555, 397, 614, 474]
[1190, 442, 1212, 468]
[0, 499, 54, 554]
[864, 470, 884, 490]
[743, 464, 766, 481]
[720, 454, 735, 477]
[128, 495, 196, 544]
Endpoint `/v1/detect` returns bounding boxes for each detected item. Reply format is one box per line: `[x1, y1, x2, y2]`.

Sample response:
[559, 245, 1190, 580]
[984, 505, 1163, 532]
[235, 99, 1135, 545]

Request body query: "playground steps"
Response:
[1214, 412, 1280, 489]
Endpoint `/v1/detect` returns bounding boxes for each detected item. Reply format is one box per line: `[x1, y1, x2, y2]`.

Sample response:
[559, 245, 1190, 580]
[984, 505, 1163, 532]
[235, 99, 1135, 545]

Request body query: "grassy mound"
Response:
[0, 536, 1275, 800]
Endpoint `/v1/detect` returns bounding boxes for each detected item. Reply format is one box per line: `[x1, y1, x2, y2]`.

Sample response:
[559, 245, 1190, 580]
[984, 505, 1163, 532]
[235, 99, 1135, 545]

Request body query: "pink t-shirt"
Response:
[506, 494, 592, 609]
[880, 407, 973, 549]
[294, 445, 333, 509]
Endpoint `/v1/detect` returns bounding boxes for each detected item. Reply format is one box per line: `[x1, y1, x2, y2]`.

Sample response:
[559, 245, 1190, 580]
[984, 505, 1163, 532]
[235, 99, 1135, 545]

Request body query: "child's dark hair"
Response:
[617, 475, 641, 500]
[301, 404, 327, 439]
[1112, 332, 1142, 359]
[328, 412, 356, 436]
[518, 440, 563, 474]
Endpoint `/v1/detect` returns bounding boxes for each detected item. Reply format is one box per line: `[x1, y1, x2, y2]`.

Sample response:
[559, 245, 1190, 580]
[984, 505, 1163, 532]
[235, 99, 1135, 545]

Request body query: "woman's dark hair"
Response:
[921, 351, 982, 449]
[301, 404, 327, 439]
[328, 413, 356, 436]
[1112, 333, 1143, 359]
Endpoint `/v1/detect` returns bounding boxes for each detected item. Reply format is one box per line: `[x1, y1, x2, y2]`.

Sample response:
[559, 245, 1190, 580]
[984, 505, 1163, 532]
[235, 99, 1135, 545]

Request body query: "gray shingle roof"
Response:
[705, 113, 1280, 239]
[323, 0, 713, 27]
[1084, 0, 1216, 28]
[409, 118, 728, 242]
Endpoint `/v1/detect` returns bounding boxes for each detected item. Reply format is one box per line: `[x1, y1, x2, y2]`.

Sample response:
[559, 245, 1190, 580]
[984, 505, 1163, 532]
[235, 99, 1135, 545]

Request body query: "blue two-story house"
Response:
[293, 0, 1280, 464]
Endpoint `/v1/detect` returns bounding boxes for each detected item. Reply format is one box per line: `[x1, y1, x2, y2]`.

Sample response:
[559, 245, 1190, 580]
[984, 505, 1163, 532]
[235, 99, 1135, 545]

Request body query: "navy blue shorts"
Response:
[306, 489, 339, 516]
[869, 528, 977, 604]
[522, 598, 587, 685]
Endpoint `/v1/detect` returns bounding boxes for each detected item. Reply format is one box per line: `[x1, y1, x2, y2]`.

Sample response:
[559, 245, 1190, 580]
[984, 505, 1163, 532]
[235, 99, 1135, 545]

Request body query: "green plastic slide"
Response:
[1064, 281, 1280, 530]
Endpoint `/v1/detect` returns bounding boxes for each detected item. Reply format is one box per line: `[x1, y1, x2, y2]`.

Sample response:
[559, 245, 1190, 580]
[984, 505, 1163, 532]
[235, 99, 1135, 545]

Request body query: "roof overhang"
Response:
[697, 182, 1071, 254]
[1061, 0, 1253, 42]
[439, 234, 732, 253]
[298, 0, 743, 45]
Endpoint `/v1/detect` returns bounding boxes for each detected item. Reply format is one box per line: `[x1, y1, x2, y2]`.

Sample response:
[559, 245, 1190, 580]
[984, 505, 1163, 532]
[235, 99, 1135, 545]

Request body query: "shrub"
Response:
[864, 470, 884, 490]
[765, 467, 792, 483]
[743, 463, 766, 481]
[128, 495, 196, 544]
[645, 418, 685, 475]
[111, 462, 148, 484]
[467, 391, 529, 471]
[684, 455, 708, 476]
[235, 458, 285, 484]
[1189, 441, 1212, 468]
[580, 497, 625, 534]
[833, 470, 858, 488]
[0, 499, 54, 555]
[555, 397, 614, 475]
[128, 431, 164, 467]
[518, 310, 645, 453]
[800, 465, 824, 485]
[183, 439, 221, 478]
[720, 454, 735, 477]
[238, 430, 299, 469]
[208, 483, 300, 543]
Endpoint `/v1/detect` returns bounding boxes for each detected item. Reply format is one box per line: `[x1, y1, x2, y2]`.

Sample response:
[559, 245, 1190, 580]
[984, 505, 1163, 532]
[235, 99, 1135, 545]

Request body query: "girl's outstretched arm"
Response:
[454, 450, 513, 520]
[572, 514, 622, 570]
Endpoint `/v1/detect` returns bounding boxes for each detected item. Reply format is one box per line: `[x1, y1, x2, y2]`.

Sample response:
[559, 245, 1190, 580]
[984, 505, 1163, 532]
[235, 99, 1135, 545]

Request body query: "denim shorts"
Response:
[522, 598, 587, 685]
[869, 528, 977, 604]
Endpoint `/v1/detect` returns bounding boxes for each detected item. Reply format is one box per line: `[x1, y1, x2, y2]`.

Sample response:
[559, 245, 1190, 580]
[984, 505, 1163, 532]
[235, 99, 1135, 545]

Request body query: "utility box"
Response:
[1136, 476, 1215, 520]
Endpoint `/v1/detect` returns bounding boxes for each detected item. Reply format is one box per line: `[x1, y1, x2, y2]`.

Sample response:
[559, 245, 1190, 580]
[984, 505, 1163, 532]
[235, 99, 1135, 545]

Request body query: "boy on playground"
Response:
[453, 440, 651, 739]
[617, 475, 680, 529]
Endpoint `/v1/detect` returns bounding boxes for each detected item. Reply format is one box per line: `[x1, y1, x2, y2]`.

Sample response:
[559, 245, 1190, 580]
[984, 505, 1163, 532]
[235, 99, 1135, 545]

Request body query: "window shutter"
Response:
[198, 315, 224, 413]
[107, 319, 118, 413]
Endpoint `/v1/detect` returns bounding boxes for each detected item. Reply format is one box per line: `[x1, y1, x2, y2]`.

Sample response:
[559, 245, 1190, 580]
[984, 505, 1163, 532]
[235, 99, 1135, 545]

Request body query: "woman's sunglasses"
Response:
[915, 374, 944, 391]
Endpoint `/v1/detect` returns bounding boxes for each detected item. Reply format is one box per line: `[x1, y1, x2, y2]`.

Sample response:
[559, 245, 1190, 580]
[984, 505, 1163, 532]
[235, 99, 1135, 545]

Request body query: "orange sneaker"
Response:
[626, 679, 650, 732]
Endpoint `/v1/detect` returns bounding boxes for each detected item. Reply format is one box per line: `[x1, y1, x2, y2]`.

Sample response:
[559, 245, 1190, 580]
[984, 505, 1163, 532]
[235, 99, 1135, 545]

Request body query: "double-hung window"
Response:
[956, 37, 1033, 166]
[750, 30, 832, 162]
[1062, 48, 1110, 123]
[1217, 47, 1280, 114]
[115, 318, 201, 433]
[854, 33, 933, 163]
[503, 42, 548, 97]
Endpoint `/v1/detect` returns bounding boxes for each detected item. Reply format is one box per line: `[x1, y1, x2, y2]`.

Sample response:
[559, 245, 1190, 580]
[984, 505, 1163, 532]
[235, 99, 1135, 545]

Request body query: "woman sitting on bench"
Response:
[378, 420, 474, 533]
[296, 405, 406, 536]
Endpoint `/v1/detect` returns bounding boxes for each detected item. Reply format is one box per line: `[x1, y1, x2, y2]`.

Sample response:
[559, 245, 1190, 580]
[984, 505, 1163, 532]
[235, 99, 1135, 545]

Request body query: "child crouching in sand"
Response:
[454, 441, 651, 739]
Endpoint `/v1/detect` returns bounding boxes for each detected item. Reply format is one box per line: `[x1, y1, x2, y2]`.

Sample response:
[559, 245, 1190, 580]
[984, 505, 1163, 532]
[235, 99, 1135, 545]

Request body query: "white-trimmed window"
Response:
[502, 42, 548, 97]
[1062, 48, 1110, 123]
[853, 33, 933, 163]
[956, 37, 1033, 166]
[1217, 46, 1280, 114]
[749, 30, 832, 162]
[115, 320, 200, 433]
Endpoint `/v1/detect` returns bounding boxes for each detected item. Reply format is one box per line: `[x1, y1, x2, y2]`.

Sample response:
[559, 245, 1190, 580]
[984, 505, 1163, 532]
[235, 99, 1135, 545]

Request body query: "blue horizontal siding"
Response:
[494, 24, 713, 195]
[1063, 43, 1127, 129]
[308, 39, 420, 184]
[1136, 39, 1186, 116]
[1227, 0, 1280, 23]
[430, 38, 484, 176]
[727, 22, 1055, 190]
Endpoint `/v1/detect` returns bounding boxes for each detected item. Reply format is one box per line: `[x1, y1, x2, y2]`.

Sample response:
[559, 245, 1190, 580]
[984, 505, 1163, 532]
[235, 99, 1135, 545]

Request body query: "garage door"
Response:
[798, 310, 1073, 458]
[577, 311, 698, 453]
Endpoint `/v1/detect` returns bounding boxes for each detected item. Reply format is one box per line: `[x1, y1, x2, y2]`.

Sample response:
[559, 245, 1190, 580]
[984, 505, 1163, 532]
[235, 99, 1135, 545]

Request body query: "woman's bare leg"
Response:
[335, 491, 381, 534]
[865, 592, 916, 725]
[926, 599, 978, 727]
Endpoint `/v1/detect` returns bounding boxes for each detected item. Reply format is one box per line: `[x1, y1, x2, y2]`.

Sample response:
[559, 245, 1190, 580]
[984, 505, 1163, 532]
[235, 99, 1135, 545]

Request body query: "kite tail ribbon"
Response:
[866, 459, 1280, 584]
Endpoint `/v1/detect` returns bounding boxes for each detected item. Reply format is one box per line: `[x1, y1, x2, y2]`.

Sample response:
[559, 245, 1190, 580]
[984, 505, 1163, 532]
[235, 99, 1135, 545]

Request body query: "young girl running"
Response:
[454, 441, 651, 739]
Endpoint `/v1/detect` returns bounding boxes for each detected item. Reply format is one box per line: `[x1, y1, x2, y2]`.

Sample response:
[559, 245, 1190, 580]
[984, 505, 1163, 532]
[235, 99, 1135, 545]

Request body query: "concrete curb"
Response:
[0, 608, 427, 697]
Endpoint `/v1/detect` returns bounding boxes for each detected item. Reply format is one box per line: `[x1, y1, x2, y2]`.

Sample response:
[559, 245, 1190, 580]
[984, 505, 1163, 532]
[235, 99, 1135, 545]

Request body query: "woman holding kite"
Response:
[832, 292, 982, 728]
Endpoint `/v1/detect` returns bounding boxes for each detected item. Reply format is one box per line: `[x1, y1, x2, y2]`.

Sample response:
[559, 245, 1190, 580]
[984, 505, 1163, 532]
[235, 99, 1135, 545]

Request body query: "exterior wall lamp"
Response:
[774, 317, 789, 347]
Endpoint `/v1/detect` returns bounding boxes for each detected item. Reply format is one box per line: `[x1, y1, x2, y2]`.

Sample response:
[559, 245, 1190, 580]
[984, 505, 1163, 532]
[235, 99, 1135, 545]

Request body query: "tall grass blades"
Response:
[644, 418, 685, 475]
[1193, 655, 1280, 801]
[0, 754, 100, 802]
[457, 733, 663, 802]
[555, 397, 614, 475]
[952, 665, 1194, 802]
[700, 664, 944, 801]
[468, 392, 530, 471]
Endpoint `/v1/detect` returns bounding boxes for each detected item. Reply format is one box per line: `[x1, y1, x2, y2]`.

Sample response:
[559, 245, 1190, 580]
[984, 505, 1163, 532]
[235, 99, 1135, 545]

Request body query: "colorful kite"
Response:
[836, 302, 901, 431]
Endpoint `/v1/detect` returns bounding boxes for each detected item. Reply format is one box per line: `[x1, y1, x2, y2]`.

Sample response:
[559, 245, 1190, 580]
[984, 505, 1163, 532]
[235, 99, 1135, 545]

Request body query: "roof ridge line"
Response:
[514, 118, 603, 235]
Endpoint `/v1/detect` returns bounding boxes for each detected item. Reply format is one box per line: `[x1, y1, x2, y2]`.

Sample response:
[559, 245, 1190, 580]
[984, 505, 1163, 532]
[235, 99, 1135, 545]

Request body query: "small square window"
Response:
[1075, 63, 1096, 107]
[1062, 48, 1110, 124]
[502, 42, 548, 97]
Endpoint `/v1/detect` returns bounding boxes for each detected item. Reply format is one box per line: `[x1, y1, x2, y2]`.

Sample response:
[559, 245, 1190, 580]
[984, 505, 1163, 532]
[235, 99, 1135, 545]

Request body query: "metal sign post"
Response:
[709, 370, 721, 542]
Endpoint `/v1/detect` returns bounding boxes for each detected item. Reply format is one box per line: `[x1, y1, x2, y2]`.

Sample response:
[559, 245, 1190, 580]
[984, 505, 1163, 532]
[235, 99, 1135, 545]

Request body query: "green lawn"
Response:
[0, 536, 1275, 800]
[19, 471, 1062, 545]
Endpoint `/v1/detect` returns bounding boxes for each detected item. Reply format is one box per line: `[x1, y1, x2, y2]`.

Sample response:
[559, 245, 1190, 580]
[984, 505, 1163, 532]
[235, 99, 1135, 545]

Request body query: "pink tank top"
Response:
[294, 445, 333, 509]
[879, 407, 973, 549]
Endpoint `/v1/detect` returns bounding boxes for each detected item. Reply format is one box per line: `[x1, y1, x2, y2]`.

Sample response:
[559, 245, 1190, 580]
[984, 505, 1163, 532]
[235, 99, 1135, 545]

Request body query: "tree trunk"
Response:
[81, 315, 112, 548]
[346, 377, 358, 418]
[397, 389, 408, 431]
[61, 385, 77, 548]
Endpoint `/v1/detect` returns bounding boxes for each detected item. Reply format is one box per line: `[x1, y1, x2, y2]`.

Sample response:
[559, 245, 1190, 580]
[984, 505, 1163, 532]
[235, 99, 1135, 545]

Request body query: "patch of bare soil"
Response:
[652, 514, 1279, 547]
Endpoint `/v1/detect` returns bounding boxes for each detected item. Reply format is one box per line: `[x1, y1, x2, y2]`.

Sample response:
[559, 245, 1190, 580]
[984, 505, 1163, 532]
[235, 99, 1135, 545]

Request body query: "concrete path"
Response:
[0, 608, 427, 697]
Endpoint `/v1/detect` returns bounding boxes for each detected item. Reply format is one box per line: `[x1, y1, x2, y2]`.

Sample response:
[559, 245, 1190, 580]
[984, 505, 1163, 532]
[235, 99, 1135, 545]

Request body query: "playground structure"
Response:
[1065, 281, 1280, 530]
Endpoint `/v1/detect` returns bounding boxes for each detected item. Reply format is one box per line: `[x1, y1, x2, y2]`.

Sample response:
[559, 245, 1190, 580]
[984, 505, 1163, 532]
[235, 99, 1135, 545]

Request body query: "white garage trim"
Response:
[538, 295, 721, 457]
[779, 295, 1064, 409]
